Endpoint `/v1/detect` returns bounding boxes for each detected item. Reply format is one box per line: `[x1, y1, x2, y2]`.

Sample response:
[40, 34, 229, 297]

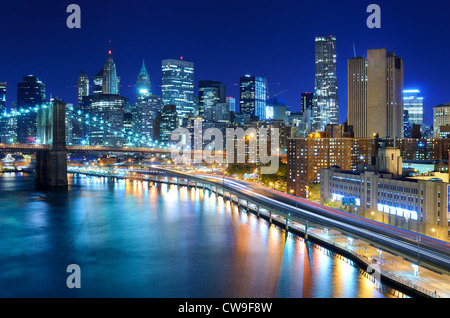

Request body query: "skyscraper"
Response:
[314, 36, 338, 131]
[161, 58, 194, 123]
[226, 97, 236, 112]
[198, 80, 226, 117]
[0, 82, 6, 113]
[136, 59, 151, 101]
[348, 49, 404, 138]
[77, 72, 89, 106]
[89, 94, 125, 146]
[300, 92, 313, 115]
[155, 104, 178, 143]
[403, 89, 424, 126]
[17, 75, 46, 143]
[0, 82, 8, 143]
[102, 51, 120, 95]
[93, 69, 104, 95]
[239, 75, 267, 120]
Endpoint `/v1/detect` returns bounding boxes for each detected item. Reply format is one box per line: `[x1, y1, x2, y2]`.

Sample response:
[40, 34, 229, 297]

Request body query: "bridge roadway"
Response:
[138, 167, 450, 274]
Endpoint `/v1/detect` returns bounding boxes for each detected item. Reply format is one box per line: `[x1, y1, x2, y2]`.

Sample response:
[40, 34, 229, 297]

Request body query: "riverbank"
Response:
[69, 169, 450, 298]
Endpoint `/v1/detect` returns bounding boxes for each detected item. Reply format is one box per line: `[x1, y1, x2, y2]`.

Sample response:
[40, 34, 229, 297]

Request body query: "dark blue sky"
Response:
[0, 0, 448, 125]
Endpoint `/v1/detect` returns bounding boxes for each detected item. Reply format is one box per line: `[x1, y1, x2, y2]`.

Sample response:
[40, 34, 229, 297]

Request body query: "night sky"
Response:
[0, 0, 448, 125]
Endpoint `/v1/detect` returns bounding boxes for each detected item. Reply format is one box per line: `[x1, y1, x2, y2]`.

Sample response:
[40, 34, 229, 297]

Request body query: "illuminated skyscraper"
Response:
[102, 51, 120, 95]
[300, 92, 313, 115]
[313, 36, 339, 131]
[403, 89, 423, 126]
[198, 80, 226, 116]
[161, 58, 194, 122]
[77, 72, 89, 106]
[239, 75, 267, 120]
[226, 97, 236, 112]
[89, 94, 125, 146]
[17, 75, 46, 143]
[0, 82, 6, 113]
[136, 59, 151, 101]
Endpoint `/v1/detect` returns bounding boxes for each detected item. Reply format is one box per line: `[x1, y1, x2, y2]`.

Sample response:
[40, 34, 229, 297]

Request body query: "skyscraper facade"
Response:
[161, 58, 194, 123]
[77, 72, 89, 106]
[348, 49, 404, 138]
[198, 80, 226, 116]
[403, 89, 424, 126]
[314, 36, 339, 131]
[239, 75, 267, 120]
[0, 82, 6, 113]
[89, 94, 125, 146]
[300, 92, 314, 115]
[226, 97, 236, 112]
[136, 59, 151, 101]
[16, 75, 46, 143]
[102, 51, 120, 95]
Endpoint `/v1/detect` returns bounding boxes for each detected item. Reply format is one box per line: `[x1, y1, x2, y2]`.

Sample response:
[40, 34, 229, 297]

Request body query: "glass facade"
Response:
[314, 36, 338, 131]
[239, 75, 267, 120]
[16, 75, 46, 143]
[89, 94, 125, 146]
[403, 89, 424, 127]
[161, 59, 194, 123]
[136, 59, 151, 101]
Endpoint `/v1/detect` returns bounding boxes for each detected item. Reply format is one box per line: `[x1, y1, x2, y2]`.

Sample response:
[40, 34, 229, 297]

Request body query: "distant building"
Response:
[136, 59, 152, 101]
[161, 58, 194, 123]
[226, 96, 236, 112]
[433, 104, 450, 138]
[348, 49, 404, 138]
[77, 72, 89, 106]
[198, 80, 226, 116]
[102, 51, 120, 95]
[17, 75, 46, 143]
[89, 94, 125, 146]
[132, 95, 161, 144]
[266, 97, 287, 123]
[403, 89, 423, 126]
[300, 92, 313, 116]
[155, 104, 178, 144]
[240, 75, 267, 120]
[0, 82, 6, 113]
[314, 36, 338, 131]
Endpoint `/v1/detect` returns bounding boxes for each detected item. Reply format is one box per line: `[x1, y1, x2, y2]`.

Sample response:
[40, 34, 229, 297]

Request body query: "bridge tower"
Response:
[35, 99, 68, 187]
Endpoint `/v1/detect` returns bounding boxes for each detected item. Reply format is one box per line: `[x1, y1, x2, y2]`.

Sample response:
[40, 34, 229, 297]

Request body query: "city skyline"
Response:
[0, 0, 449, 126]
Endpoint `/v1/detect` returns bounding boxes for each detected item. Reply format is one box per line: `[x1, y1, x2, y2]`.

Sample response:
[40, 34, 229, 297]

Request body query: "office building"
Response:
[403, 89, 424, 127]
[102, 51, 120, 95]
[78, 72, 89, 106]
[198, 80, 226, 116]
[161, 58, 194, 123]
[136, 59, 152, 101]
[89, 94, 125, 146]
[16, 75, 46, 143]
[227, 97, 236, 112]
[132, 95, 161, 144]
[301, 92, 313, 115]
[155, 104, 178, 144]
[348, 49, 404, 138]
[314, 36, 339, 131]
[240, 75, 267, 120]
[433, 104, 450, 138]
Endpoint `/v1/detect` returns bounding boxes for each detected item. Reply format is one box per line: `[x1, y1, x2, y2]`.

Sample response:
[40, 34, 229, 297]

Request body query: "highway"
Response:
[181, 172, 450, 272]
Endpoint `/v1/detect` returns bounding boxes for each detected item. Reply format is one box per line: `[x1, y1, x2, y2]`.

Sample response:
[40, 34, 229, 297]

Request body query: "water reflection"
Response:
[0, 173, 399, 298]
